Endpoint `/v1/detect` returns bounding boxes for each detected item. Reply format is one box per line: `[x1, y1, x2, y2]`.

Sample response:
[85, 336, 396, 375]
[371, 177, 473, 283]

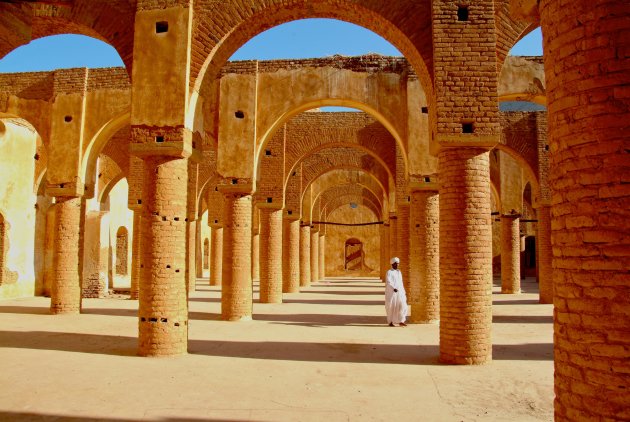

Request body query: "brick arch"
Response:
[0, 1, 135, 72]
[82, 112, 130, 197]
[315, 184, 383, 222]
[298, 147, 391, 205]
[322, 194, 382, 223]
[310, 169, 387, 214]
[494, 0, 538, 69]
[191, 0, 434, 115]
[96, 155, 124, 204]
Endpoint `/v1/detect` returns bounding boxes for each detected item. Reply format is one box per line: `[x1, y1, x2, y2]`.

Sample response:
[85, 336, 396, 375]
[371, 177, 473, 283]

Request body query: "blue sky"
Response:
[0, 19, 542, 73]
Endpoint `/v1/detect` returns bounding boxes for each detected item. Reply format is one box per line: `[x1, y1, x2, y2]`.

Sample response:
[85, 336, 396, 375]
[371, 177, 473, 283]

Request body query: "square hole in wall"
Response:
[457, 6, 469, 21]
[155, 135, 164, 143]
[421, 107, 429, 114]
[462, 122, 474, 134]
[156, 21, 168, 33]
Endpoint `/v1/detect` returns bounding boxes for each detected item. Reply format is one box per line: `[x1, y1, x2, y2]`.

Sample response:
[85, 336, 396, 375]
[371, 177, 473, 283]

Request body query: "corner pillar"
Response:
[380, 223, 390, 282]
[130, 209, 142, 300]
[397, 204, 410, 293]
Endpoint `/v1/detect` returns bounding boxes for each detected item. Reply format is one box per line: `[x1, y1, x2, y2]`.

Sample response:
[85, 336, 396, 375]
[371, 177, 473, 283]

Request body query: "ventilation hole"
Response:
[231, 179, 238, 185]
[141, 317, 146, 322]
[424, 177, 431, 183]
[457, 6, 469, 21]
[34, 153, 40, 160]
[214, 219, 218, 224]
[184, 218, 188, 222]
[60, 183, 64, 188]
[175, 269, 180, 273]
[288, 210, 293, 216]
[292, 171, 297, 176]
[64, 115, 72, 123]
[267, 197, 273, 203]
[140, 264, 144, 268]
[137, 199, 142, 205]
[153, 212, 159, 216]
[462, 122, 474, 134]
[162, 216, 167, 221]
[421, 107, 429, 114]
[149, 317, 158, 322]
[174, 322, 180, 327]
[545, 144, 549, 151]
[155, 136, 164, 143]
[235, 110, 245, 119]
[161, 318, 168, 323]
[192, 141, 196, 148]
[156, 21, 168, 33]
[265, 150, 271, 156]
[166, 265, 171, 269]
[416, 224, 420, 228]
[174, 217, 180, 221]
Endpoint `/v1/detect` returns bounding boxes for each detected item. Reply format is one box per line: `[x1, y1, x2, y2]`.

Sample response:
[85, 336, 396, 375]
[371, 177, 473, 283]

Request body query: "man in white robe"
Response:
[385, 257, 408, 326]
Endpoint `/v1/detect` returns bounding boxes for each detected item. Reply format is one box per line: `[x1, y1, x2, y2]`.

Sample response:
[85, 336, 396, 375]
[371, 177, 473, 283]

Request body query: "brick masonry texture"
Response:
[540, 0, 630, 419]
[209, 226, 223, 287]
[299, 225, 311, 288]
[259, 208, 283, 303]
[282, 218, 300, 293]
[439, 147, 492, 365]
[500, 215, 521, 294]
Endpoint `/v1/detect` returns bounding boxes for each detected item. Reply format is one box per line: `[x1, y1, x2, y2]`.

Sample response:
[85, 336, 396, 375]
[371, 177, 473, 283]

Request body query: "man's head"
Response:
[390, 257, 400, 269]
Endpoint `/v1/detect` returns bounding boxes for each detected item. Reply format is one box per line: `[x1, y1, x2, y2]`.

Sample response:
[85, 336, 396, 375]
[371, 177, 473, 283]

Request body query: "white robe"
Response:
[385, 268, 408, 324]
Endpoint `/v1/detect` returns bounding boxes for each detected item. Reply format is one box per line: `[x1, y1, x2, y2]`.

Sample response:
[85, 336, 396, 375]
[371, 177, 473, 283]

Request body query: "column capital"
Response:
[46, 179, 84, 198]
[130, 126, 193, 159]
[436, 134, 500, 151]
[217, 181, 253, 195]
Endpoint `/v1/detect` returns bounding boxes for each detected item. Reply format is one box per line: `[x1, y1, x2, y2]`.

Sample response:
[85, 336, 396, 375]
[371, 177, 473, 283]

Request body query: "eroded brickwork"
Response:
[439, 147, 492, 364]
[536, 206, 552, 304]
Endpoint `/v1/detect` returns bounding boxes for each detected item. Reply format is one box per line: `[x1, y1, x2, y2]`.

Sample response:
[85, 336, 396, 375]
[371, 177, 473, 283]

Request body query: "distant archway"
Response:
[344, 238, 363, 271]
[115, 226, 128, 276]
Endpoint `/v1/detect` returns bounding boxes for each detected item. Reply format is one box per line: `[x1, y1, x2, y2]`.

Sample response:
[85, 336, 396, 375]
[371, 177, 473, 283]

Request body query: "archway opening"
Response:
[344, 238, 363, 271]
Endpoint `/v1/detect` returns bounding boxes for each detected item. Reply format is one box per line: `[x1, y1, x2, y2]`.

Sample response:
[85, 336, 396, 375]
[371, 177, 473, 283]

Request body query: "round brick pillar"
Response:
[50, 196, 82, 314]
[439, 147, 492, 365]
[130, 209, 142, 300]
[409, 190, 440, 324]
[536, 206, 553, 304]
[380, 224, 390, 282]
[389, 214, 398, 258]
[221, 192, 252, 321]
[185, 220, 196, 295]
[138, 157, 188, 357]
[209, 225, 223, 286]
[195, 219, 203, 278]
[397, 204, 410, 293]
[251, 232, 260, 281]
[501, 215, 521, 294]
[319, 233, 325, 281]
[259, 207, 283, 303]
[540, 1, 630, 419]
[300, 225, 311, 287]
[283, 218, 300, 293]
[310, 228, 319, 283]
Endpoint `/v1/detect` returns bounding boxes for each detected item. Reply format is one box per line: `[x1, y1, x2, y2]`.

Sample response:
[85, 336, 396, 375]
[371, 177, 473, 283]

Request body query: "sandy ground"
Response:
[0, 277, 553, 422]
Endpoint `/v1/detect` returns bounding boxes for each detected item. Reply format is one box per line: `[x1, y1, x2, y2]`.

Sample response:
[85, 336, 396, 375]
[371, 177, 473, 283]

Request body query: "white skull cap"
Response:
[390, 257, 400, 264]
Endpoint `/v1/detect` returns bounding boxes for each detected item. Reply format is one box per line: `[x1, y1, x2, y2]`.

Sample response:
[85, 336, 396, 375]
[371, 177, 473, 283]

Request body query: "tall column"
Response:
[319, 232, 325, 281]
[389, 214, 398, 259]
[380, 223, 390, 282]
[439, 147, 492, 365]
[259, 207, 282, 303]
[130, 209, 142, 300]
[251, 232, 260, 281]
[397, 204, 410, 293]
[310, 227, 319, 283]
[195, 219, 203, 278]
[185, 220, 196, 295]
[299, 225, 311, 287]
[501, 214, 521, 294]
[138, 157, 188, 357]
[209, 225, 223, 286]
[50, 196, 82, 314]
[539, 1, 630, 419]
[221, 191, 253, 321]
[283, 217, 300, 293]
[409, 188, 440, 324]
[536, 205, 552, 304]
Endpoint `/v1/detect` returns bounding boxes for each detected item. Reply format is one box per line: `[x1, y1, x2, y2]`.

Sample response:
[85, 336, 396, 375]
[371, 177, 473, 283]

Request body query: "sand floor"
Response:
[0, 277, 553, 421]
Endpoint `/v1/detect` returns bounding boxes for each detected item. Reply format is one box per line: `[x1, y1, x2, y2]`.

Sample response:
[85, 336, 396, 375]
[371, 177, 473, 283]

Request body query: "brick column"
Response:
[409, 188, 440, 324]
[185, 220, 196, 295]
[500, 214, 521, 294]
[300, 225, 311, 287]
[319, 233, 325, 281]
[251, 232, 260, 281]
[195, 219, 203, 278]
[283, 217, 300, 293]
[397, 204, 410, 293]
[259, 207, 282, 303]
[310, 228, 319, 283]
[389, 214, 398, 258]
[130, 209, 143, 300]
[539, 1, 630, 419]
[138, 157, 188, 356]
[50, 196, 82, 314]
[439, 147, 492, 365]
[380, 223, 390, 282]
[220, 191, 252, 321]
[536, 205, 552, 304]
[209, 225, 223, 286]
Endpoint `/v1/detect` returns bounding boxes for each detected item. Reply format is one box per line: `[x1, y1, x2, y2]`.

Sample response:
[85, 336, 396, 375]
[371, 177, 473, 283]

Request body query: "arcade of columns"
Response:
[0, 1, 627, 420]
